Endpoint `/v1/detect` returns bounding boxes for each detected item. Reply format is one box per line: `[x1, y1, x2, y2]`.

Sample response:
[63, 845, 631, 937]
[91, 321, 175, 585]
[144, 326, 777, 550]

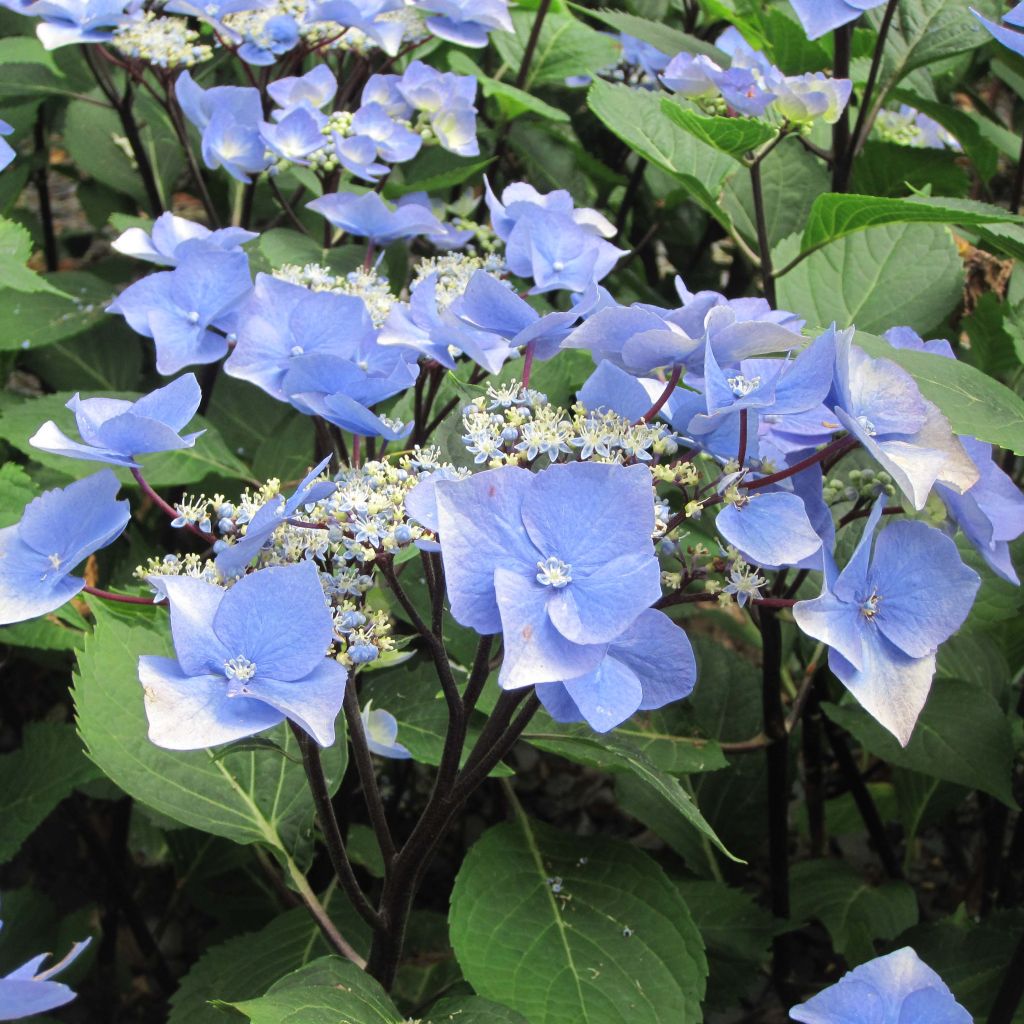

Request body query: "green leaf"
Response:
[0, 462, 36, 527]
[587, 80, 735, 219]
[0, 37, 64, 76]
[424, 995, 530, 1023]
[0, 723, 100, 864]
[775, 221, 963, 336]
[789, 860, 919, 965]
[73, 604, 345, 855]
[660, 101, 778, 161]
[447, 52, 569, 123]
[0, 217, 67, 297]
[854, 332, 1024, 456]
[851, 141, 969, 200]
[962, 293, 1021, 377]
[798, 193, 1021, 256]
[221, 956, 401, 1023]
[673, 879, 783, 1011]
[0, 271, 116, 352]
[874, 0, 1001, 84]
[760, 8, 831, 73]
[492, 10, 621, 89]
[169, 900, 369, 1024]
[449, 816, 708, 1024]
[0, 390, 253, 485]
[574, 7, 725, 62]
[821, 678, 1017, 807]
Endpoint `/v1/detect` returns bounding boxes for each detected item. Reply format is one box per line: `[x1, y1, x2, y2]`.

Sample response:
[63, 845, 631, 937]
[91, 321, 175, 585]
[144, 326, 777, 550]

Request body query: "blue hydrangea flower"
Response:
[413, 0, 512, 47]
[362, 704, 412, 759]
[486, 180, 626, 293]
[215, 457, 336, 578]
[29, 374, 204, 467]
[307, 191, 446, 245]
[772, 72, 852, 125]
[789, 946, 971, 1024]
[112, 212, 256, 267]
[794, 498, 980, 745]
[661, 52, 723, 97]
[107, 246, 252, 375]
[0, 471, 130, 626]
[418, 462, 662, 689]
[620, 33, 671, 80]
[717, 492, 823, 571]
[828, 328, 978, 510]
[535, 609, 696, 732]
[267, 64, 337, 110]
[0, 120, 14, 172]
[26, 0, 138, 48]
[971, 3, 1024, 57]
[237, 11, 300, 65]
[789, 0, 886, 41]
[378, 273, 519, 375]
[261, 106, 327, 166]
[140, 562, 346, 749]
[225, 274, 378, 401]
[175, 72, 266, 183]
[883, 326, 1024, 583]
[309, 0, 406, 54]
[396, 61, 480, 156]
[0, 915, 91, 1020]
[447, 271, 594, 362]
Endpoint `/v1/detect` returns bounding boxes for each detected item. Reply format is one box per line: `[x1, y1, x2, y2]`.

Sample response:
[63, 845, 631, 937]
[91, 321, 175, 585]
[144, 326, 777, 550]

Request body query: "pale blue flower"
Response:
[0, 121, 14, 172]
[421, 462, 662, 689]
[267, 64, 337, 110]
[140, 562, 346, 749]
[790, 946, 971, 1024]
[307, 191, 446, 245]
[29, 374, 204, 467]
[789, 0, 886, 41]
[971, 2, 1024, 57]
[413, 0, 512, 47]
[794, 497, 979, 744]
[0, 914, 91, 1021]
[26, 0, 138, 48]
[362, 704, 411, 758]
[111, 212, 256, 267]
[0, 471, 130, 626]
[536, 609, 696, 732]
[107, 246, 252, 375]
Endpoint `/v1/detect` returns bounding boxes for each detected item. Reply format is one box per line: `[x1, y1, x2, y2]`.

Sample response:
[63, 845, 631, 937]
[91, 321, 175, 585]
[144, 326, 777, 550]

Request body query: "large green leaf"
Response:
[73, 604, 345, 857]
[0, 390, 253, 485]
[424, 995, 530, 1023]
[449, 816, 708, 1024]
[587, 80, 734, 218]
[0, 271, 115, 352]
[874, 0, 1002, 85]
[775, 221, 963, 336]
[789, 860, 919, 965]
[220, 957, 401, 1023]
[492, 10, 620, 89]
[169, 900, 369, 1024]
[660, 101, 778, 161]
[854, 332, 1024, 456]
[797, 193, 1021, 257]
[0, 723, 100, 865]
[821, 678, 1016, 808]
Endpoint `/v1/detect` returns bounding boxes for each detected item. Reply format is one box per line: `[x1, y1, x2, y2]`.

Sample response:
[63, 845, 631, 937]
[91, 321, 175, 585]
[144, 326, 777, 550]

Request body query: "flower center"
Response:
[860, 590, 880, 619]
[224, 655, 258, 683]
[727, 374, 761, 398]
[552, 260, 566, 272]
[290, 344, 304, 356]
[47, 553, 62, 570]
[186, 310, 201, 324]
[536, 556, 573, 588]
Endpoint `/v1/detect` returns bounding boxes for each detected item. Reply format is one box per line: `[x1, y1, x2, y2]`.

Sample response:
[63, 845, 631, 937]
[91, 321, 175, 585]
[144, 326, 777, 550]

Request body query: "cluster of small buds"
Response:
[823, 467, 897, 505]
[272, 262, 398, 326]
[411, 251, 507, 311]
[134, 552, 221, 585]
[332, 603, 396, 666]
[460, 385, 679, 469]
[111, 13, 213, 67]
